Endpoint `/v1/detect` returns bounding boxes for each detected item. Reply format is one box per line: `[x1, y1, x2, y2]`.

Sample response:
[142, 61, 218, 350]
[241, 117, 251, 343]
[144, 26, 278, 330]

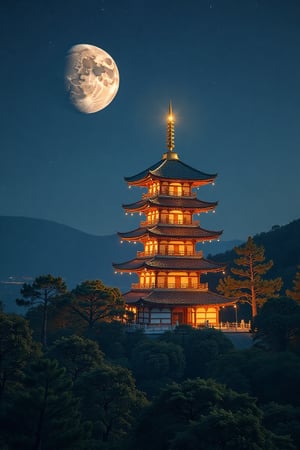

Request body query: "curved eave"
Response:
[125, 159, 217, 186]
[113, 256, 226, 272]
[122, 197, 218, 212]
[123, 289, 234, 306]
[124, 160, 164, 185]
[118, 226, 222, 241]
[113, 258, 150, 271]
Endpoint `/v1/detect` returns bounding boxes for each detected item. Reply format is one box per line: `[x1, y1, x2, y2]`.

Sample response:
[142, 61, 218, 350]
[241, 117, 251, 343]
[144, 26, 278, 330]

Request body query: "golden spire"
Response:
[162, 101, 179, 160]
[167, 101, 175, 151]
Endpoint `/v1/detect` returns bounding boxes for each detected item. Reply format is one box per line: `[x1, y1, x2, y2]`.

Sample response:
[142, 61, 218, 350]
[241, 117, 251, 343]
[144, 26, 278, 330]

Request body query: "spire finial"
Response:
[167, 100, 175, 151]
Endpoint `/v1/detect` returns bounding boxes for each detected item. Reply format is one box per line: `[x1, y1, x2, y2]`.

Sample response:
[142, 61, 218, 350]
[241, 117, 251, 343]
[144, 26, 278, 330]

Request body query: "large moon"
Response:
[65, 44, 120, 114]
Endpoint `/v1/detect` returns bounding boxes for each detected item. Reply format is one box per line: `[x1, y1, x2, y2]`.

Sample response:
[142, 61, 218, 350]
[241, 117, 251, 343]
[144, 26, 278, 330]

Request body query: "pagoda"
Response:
[113, 103, 234, 330]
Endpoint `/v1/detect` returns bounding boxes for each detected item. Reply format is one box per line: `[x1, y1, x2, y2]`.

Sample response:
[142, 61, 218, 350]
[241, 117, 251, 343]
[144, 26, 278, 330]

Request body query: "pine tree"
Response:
[70, 280, 127, 330]
[286, 266, 300, 303]
[2, 358, 87, 450]
[217, 237, 282, 317]
[16, 275, 67, 347]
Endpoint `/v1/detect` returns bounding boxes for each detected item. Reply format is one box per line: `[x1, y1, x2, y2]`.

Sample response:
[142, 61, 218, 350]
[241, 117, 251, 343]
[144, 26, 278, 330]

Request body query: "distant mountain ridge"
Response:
[0, 216, 241, 311]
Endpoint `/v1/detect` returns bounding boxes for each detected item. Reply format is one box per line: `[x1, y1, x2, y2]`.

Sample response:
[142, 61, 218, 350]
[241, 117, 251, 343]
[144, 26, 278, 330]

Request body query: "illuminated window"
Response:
[182, 183, 190, 196]
[169, 183, 182, 196]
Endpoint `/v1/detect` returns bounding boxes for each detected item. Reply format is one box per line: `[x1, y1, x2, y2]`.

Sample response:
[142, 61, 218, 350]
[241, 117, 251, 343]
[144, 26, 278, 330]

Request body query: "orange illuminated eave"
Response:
[122, 196, 218, 213]
[118, 225, 222, 241]
[123, 289, 235, 307]
[113, 255, 226, 273]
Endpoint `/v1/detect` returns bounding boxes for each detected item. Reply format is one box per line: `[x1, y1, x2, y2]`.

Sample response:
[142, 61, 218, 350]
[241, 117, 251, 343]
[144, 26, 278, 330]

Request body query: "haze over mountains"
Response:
[1, 216, 299, 313]
[0, 216, 241, 312]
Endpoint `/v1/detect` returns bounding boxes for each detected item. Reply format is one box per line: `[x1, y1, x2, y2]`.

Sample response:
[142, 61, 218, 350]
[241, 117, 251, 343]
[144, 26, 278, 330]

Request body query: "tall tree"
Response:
[217, 237, 282, 317]
[286, 266, 300, 302]
[16, 275, 67, 347]
[74, 363, 148, 445]
[70, 280, 126, 330]
[253, 297, 300, 353]
[130, 378, 293, 450]
[47, 334, 104, 382]
[2, 358, 87, 450]
[0, 312, 38, 399]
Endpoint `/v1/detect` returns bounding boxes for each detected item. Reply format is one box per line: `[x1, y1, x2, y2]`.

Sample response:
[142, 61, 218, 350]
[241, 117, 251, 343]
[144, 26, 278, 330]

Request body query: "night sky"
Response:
[1, 0, 300, 242]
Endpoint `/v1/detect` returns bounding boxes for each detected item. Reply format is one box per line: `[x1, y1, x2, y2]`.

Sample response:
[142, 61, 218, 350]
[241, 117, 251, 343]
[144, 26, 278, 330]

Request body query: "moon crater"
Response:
[65, 44, 120, 114]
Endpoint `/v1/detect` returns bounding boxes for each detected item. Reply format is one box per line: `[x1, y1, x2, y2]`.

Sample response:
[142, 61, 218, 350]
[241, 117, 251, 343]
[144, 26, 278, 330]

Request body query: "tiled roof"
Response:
[118, 225, 222, 240]
[113, 256, 225, 272]
[123, 196, 218, 211]
[125, 158, 216, 184]
[123, 289, 233, 306]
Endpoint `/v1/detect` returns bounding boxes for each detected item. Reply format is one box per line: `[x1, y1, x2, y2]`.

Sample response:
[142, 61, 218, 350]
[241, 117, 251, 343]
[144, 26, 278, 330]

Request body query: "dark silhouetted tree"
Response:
[75, 362, 148, 446]
[130, 378, 293, 450]
[0, 312, 38, 398]
[16, 274, 67, 346]
[47, 334, 104, 382]
[217, 237, 282, 317]
[70, 280, 126, 330]
[161, 326, 233, 378]
[2, 358, 87, 450]
[286, 266, 300, 303]
[208, 348, 300, 407]
[253, 297, 300, 353]
[131, 340, 185, 396]
[262, 402, 300, 450]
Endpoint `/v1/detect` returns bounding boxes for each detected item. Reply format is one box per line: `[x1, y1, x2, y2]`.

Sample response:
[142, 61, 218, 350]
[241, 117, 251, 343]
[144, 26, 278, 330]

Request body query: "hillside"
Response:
[0, 216, 240, 311]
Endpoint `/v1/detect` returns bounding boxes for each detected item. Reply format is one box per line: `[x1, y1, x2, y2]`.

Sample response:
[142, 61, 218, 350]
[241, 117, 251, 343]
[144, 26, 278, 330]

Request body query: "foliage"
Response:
[217, 237, 282, 317]
[262, 402, 300, 450]
[169, 408, 295, 450]
[69, 280, 127, 330]
[85, 320, 128, 361]
[16, 274, 67, 346]
[130, 339, 185, 396]
[286, 266, 300, 303]
[0, 312, 38, 398]
[208, 348, 300, 407]
[74, 362, 148, 446]
[130, 378, 292, 450]
[2, 358, 87, 450]
[161, 326, 234, 378]
[253, 297, 300, 353]
[47, 334, 104, 382]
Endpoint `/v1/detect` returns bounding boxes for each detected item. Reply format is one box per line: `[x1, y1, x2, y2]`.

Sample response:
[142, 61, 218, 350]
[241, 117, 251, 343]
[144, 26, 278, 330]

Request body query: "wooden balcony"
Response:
[131, 282, 208, 290]
[140, 219, 200, 226]
[136, 250, 203, 257]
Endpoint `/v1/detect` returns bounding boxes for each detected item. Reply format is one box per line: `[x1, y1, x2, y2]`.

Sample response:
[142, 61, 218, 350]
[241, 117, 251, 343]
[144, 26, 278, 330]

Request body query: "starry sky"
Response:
[1, 0, 300, 241]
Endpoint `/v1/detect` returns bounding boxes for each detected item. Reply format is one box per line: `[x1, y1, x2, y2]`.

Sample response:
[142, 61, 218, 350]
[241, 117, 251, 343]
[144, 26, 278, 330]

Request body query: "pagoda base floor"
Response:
[131, 305, 219, 328]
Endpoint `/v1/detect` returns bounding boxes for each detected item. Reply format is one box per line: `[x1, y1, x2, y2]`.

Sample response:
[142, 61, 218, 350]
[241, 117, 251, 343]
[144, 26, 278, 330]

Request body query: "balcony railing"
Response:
[140, 219, 200, 226]
[131, 282, 208, 290]
[141, 191, 197, 198]
[136, 250, 203, 257]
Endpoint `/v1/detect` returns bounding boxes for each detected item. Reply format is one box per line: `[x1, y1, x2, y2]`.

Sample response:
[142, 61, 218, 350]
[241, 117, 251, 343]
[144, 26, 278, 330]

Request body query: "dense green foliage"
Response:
[1, 269, 300, 448]
[130, 378, 294, 450]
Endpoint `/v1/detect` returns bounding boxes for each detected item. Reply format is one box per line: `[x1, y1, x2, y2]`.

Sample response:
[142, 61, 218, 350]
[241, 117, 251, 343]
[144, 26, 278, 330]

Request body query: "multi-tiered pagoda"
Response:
[113, 104, 233, 330]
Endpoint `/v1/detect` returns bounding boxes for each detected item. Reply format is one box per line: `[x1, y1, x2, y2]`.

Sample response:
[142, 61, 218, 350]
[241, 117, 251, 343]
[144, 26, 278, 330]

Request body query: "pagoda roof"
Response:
[125, 158, 216, 185]
[123, 288, 234, 306]
[123, 196, 217, 212]
[113, 256, 225, 272]
[118, 225, 222, 241]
